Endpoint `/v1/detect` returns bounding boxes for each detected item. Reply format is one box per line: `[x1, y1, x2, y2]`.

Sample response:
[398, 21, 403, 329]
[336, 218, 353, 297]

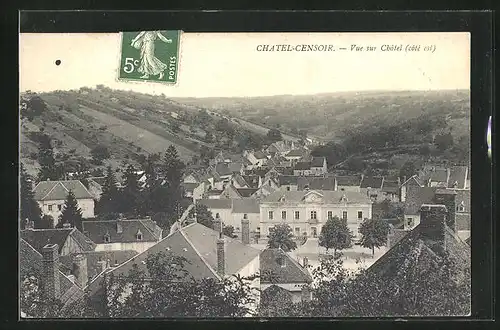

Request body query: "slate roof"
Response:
[232, 198, 260, 214]
[88, 177, 106, 187]
[236, 188, 259, 197]
[82, 219, 162, 244]
[278, 176, 300, 186]
[20, 239, 84, 308]
[297, 177, 337, 191]
[360, 176, 384, 189]
[448, 166, 468, 189]
[34, 180, 93, 201]
[59, 250, 138, 282]
[110, 223, 260, 281]
[242, 175, 260, 188]
[294, 162, 311, 171]
[382, 180, 400, 193]
[20, 228, 96, 255]
[310, 157, 326, 168]
[336, 175, 362, 187]
[198, 198, 233, 209]
[260, 248, 312, 284]
[228, 162, 244, 173]
[215, 163, 232, 176]
[261, 190, 372, 204]
[232, 174, 248, 187]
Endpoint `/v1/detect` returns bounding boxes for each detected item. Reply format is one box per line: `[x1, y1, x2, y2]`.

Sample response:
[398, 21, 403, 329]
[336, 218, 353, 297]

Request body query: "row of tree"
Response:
[265, 217, 391, 257]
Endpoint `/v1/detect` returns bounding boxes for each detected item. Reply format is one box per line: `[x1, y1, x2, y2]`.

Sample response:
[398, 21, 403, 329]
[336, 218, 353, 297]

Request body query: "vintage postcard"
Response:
[19, 32, 471, 318]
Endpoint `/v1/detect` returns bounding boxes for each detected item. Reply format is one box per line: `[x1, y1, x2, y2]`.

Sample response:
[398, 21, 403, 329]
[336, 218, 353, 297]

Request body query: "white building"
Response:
[33, 180, 95, 227]
[259, 190, 373, 239]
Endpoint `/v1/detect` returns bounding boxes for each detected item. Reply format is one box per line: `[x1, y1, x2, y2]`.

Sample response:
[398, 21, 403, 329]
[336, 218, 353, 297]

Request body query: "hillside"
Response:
[175, 89, 470, 143]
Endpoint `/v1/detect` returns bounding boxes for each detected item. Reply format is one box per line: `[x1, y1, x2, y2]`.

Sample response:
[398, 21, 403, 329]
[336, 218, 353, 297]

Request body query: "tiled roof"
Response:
[232, 198, 260, 214]
[261, 190, 372, 204]
[278, 176, 300, 186]
[360, 176, 384, 189]
[404, 186, 437, 215]
[110, 223, 260, 280]
[294, 162, 311, 171]
[236, 188, 259, 197]
[448, 166, 468, 189]
[297, 177, 336, 191]
[20, 228, 95, 255]
[336, 175, 362, 187]
[20, 239, 84, 308]
[260, 248, 312, 284]
[198, 198, 233, 209]
[34, 180, 93, 201]
[82, 219, 162, 244]
[388, 228, 410, 248]
[215, 163, 232, 176]
[59, 250, 138, 282]
[311, 157, 326, 168]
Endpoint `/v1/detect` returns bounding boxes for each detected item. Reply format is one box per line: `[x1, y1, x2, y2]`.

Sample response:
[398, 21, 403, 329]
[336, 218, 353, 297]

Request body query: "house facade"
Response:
[259, 190, 373, 239]
[33, 180, 95, 227]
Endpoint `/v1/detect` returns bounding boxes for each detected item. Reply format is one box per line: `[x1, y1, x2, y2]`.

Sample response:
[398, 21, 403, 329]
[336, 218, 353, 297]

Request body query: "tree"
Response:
[161, 145, 186, 224]
[90, 145, 111, 165]
[399, 161, 416, 181]
[96, 166, 121, 218]
[222, 225, 238, 238]
[188, 204, 214, 228]
[20, 164, 42, 229]
[37, 134, 61, 181]
[266, 128, 283, 143]
[57, 190, 83, 231]
[358, 218, 390, 256]
[267, 223, 297, 252]
[40, 215, 54, 229]
[319, 217, 352, 255]
[121, 165, 141, 216]
[20, 95, 47, 122]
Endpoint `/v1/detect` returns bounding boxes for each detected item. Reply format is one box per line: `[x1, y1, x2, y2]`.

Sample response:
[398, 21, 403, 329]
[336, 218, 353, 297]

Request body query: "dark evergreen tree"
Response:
[96, 166, 121, 218]
[20, 164, 42, 229]
[37, 134, 61, 181]
[121, 165, 141, 216]
[162, 145, 186, 222]
[57, 190, 83, 231]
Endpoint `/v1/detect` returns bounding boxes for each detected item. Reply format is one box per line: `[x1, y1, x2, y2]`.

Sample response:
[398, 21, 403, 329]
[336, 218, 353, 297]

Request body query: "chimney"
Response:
[41, 244, 60, 301]
[302, 257, 309, 268]
[434, 189, 457, 232]
[216, 236, 225, 277]
[241, 218, 250, 245]
[116, 220, 123, 234]
[419, 204, 448, 251]
[72, 254, 88, 288]
[212, 218, 222, 233]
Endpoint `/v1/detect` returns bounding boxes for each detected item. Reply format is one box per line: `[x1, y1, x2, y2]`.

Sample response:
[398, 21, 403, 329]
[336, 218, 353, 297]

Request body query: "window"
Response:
[48, 204, 53, 211]
[277, 257, 286, 268]
[295, 227, 301, 235]
[286, 186, 291, 191]
[104, 235, 110, 243]
[215, 213, 220, 219]
[406, 218, 414, 227]
[310, 211, 317, 220]
[58, 204, 63, 211]
[282, 211, 287, 220]
[342, 211, 348, 220]
[243, 213, 248, 220]
[257, 227, 261, 232]
[357, 211, 363, 219]
[457, 201, 465, 212]
[311, 227, 317, 237]
[327, 211, 333, 220]
[294, 211, 300, 220]
[136, 233, 143, 240]
[269, 211, 274, 220]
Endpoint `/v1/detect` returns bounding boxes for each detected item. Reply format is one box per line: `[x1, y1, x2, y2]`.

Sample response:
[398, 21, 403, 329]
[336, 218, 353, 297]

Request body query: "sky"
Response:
[19, 32, 470, 98]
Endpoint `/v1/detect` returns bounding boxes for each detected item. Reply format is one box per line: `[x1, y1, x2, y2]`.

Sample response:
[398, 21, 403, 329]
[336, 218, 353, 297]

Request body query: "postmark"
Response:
[118, 30, 181, 84]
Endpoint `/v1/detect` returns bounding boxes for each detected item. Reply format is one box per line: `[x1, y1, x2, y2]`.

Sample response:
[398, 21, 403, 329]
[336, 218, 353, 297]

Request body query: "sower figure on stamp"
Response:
[131, 31, 172, 79]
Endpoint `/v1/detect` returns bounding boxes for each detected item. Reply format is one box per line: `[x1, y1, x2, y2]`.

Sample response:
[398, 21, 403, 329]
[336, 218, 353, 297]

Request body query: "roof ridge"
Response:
[179, 229, 221, 281]
[40, 181, 60, 200]
[282, 250, 313, 281]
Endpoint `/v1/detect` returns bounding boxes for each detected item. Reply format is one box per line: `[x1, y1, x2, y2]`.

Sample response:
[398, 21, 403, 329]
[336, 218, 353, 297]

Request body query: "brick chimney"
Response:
[212, 218, 222, 233]
[419, 204, 448, 251]
[241, 218, 250, 245]
[116, 220, 123, 234]
[72, 254, 88, 288]
[41, 244, 60, 301]
[216, 235, 225, 277]
[434, 189, 457, 232]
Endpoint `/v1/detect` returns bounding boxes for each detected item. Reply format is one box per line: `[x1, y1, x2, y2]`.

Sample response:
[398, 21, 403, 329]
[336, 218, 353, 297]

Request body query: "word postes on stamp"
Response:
[118, 30, 180, 84]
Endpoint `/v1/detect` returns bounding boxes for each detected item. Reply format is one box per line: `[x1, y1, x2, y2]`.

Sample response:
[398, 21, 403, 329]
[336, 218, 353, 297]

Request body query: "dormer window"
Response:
[215, 213, 220, 219]
[453, 181, 459, 188]
[136, 230, 143, 240]
[340, 194, 348, 202]
[276, 257, 286, 268]
[457, 201, 465, 212]
[104, 234, 110, 243]
[279, 196, 286, 202]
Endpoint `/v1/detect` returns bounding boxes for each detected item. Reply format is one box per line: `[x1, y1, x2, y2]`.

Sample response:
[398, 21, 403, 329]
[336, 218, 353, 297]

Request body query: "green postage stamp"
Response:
[118, 30, 181, 84]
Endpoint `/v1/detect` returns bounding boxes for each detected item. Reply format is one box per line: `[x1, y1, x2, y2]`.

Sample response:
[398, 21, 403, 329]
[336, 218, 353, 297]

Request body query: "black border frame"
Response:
[3, 9, 495, 330]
